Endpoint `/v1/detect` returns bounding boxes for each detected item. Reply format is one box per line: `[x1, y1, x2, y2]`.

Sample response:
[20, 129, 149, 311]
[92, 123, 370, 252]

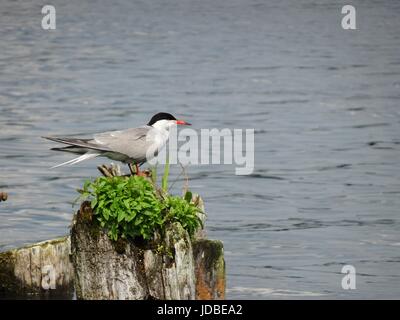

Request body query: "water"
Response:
[1, 0, 400, 299]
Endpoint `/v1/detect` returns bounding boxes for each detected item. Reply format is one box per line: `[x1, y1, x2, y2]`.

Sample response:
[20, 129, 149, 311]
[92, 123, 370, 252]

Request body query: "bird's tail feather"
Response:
[51, 145, 89, 154]
[51, 153, 99, 169]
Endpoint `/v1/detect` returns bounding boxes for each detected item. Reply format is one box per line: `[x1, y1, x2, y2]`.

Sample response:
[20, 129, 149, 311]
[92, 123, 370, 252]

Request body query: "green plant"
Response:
[161, 156, 170, 193]
[80, 176, 163, 241]
[164, 192, 203, 237]
[78, 175, 203, 242]
[150, 165, 158, 185]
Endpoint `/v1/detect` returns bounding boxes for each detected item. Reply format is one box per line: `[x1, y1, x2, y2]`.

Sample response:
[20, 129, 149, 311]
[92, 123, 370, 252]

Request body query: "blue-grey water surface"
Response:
[1, 0, 400, 299]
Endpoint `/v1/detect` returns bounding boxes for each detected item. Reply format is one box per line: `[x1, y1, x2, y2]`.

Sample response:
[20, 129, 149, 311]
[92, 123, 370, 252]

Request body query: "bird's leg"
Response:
[128, 163, 147, 177]
[128, 163, 135, 176]
[135, 163, 148, 177]
[135, 164, 148, 177]
[135, 164, 140, 175]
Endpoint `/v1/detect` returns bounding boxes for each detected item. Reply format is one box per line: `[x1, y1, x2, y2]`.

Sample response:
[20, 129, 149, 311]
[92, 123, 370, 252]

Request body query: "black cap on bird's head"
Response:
[148, 112, 191, 126]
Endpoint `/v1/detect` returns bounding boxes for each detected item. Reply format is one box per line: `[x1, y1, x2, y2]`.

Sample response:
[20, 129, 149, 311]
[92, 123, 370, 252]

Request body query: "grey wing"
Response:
[93, 126, 153, 161]
[42, 136, 111, 152]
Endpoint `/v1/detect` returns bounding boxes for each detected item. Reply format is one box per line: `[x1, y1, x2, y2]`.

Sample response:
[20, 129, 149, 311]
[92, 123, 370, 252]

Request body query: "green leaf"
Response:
[123, 199, 130, 210]
[135, 217, 143, 226]
[125, 212, 136, 222]
[184, 191, 192, 203]
[117, 210, 125, 223]
[150, 165, 158, 185]
[103, 209, 110, 221]
[161, 156, 170, 193]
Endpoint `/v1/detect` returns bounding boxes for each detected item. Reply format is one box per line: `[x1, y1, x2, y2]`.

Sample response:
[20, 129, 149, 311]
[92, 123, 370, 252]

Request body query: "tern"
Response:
[43, 112, 191, 175]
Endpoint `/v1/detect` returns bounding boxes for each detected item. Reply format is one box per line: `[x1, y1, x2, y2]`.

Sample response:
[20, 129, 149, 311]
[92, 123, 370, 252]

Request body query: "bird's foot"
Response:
[131, 169, 151, 178]
[136, 171, 149, 177]
[128, 163, 151, 178]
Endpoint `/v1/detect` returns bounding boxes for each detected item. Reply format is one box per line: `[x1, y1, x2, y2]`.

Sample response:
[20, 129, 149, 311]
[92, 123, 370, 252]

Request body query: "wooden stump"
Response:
[0, 192, 8, 202]
[193, 239, 225, 300]
[70, 216, 149, 299]
[70, 201, 225, 300]
[70, 202, 196, 300]
[0, 187, 225, 300]
[0, 237, 74, 299]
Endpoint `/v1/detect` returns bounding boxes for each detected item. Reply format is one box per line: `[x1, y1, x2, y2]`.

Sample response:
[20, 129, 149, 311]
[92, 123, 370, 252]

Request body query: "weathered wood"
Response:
[97, 164, 123, 177]
[0, 192, 7, 202]
[142, 223, 196, 299]
[0, 237, 74, 299]
[193, 194, 207, 239]
[193, 239, 225, 300]
[70, 195, 225, 300]
[0, 235, 225, 300]
[0, 193, 225, 300]
[70, 201, 197, 300]
[97, 164, 151, 178]
[70, 202, 148, 299]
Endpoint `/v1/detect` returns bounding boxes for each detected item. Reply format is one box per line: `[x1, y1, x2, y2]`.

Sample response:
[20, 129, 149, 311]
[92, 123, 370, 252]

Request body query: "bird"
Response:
[42, 112, 191, 175]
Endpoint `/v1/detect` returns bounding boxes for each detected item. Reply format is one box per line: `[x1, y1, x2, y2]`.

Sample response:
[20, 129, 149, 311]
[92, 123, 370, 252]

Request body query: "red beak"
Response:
[176, 120, 191, 125]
